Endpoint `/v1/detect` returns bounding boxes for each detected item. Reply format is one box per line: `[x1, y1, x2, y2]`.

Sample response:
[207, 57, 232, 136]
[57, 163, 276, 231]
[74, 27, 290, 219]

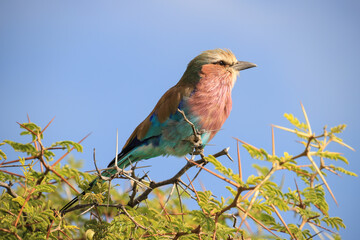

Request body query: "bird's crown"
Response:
[190, 49, 238, 67]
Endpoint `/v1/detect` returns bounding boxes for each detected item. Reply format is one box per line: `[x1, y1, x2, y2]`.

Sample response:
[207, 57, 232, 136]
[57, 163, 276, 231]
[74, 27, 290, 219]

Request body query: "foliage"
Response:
[0, 107, 356, 239]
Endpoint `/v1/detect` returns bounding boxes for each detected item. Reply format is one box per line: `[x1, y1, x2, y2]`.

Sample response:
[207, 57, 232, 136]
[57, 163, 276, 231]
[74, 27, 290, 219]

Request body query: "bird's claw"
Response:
[188, 134, 204, 155]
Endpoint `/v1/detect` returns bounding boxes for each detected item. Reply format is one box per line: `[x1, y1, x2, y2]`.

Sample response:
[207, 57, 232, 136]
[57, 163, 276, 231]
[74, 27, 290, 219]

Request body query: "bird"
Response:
[60, 49, 256, 215]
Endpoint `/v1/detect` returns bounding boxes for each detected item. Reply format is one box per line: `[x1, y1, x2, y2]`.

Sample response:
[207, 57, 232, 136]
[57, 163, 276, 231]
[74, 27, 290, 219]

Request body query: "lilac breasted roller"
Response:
[60, 49, 256, 214]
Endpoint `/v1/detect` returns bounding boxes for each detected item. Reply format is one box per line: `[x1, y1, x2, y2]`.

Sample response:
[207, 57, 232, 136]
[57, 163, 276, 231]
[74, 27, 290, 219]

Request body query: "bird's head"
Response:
[180, 49, 256, 86]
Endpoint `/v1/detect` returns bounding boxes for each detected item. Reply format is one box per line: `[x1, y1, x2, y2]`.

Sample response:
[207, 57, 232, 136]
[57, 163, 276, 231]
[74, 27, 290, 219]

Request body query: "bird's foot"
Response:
[193, 146, 204, 156]
[188, 134, 204, 156]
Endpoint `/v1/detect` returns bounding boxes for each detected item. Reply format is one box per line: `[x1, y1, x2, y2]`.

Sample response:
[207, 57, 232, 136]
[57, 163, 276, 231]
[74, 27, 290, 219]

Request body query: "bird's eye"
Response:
[216, 61, 226, 66]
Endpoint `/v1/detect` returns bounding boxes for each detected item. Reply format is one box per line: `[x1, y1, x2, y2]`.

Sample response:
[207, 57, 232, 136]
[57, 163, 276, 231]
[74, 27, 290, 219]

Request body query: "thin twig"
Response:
[186, 158, 240, 188]
[175, 184, 185, 222]
[237, 205, 280, 239]
[51, 132, 91, 167]
[120, 205, 147, 230]
[14, 188, 35, 227]
[127, 157, 206, 207]
[265, 195, 296, 240]
[308, 221, 336, 234]
[0, 228, 22, 240]
[0, 169, 26, 178]
[160, 184, 176, 215]
[307, 153, 338, 206]
[186, 173, 200, 202]
[294, 179, 304, 209]
[0, 181, 18, 198]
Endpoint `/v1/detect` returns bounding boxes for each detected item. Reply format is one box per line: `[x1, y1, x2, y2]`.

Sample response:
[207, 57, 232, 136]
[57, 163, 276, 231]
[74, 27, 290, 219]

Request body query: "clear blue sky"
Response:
[1, 1, 359, 238]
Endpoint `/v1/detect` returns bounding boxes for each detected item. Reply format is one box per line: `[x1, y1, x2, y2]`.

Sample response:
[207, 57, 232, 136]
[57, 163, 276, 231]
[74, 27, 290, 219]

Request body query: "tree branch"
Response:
[0, 181, 18, 198]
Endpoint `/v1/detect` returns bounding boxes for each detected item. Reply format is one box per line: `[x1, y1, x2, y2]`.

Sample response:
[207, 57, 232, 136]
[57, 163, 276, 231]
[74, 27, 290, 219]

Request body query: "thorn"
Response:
[232, 137, 260, 151]
[51, 132, 92, 167]
[236, 140, 242, 182]
[271, 124, 309, 137]
[41, 116, 56, 134]
[271, 126, 275, 156]
[308, 154, 338, 206]
[300, 102, 312, 135]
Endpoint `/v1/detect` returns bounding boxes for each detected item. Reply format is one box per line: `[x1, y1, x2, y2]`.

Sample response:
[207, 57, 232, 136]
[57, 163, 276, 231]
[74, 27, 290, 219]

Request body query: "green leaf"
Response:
[294, 128, 310, 140]
[257, 212, 276, 226]
[251, 200, 273, 215]
[19, 122, 43, 140]
[83, 192, 105, 204]
[322, 216, 346, 230]
[51, 141, 83, 152]
[33, 184, 56, 194]
[316, 151, 348, 164]
[245, 175, 263, 185]
[3, 140, 37, 155]
[328, 165, 357, 177]
[330, 124, 347, 134]
[302, 186, 329, 214]
[0, 142, 7, 161]
[12, 196, 32, 213]
[243, 145, 269, 161]
[225, 186, 237, 196]
[281, 152, 294, 163]
[252, 164, 270, 176]
[19, 156, 26, 165]
[284, 113, 308, 131]
[205, 155, 241, 183]
[43, 150, 56, 161]
[12, 196, 26, 205]
[0, 149, 6, 160]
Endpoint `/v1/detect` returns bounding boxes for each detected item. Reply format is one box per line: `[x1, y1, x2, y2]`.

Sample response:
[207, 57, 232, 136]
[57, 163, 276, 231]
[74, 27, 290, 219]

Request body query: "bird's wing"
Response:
[125, 84, 194, 146]
[107, 84, 194, 167]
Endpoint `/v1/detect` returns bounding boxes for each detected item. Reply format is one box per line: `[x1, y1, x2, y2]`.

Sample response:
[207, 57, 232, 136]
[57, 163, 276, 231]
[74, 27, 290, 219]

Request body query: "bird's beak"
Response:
[232, 61, 257, 71]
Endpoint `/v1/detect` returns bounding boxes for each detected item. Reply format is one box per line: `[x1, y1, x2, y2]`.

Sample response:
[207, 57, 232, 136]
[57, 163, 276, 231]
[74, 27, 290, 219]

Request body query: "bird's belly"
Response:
[159, 111, 208, 156]
[147, 110, 211, 157]
[131, 107, 212, 160]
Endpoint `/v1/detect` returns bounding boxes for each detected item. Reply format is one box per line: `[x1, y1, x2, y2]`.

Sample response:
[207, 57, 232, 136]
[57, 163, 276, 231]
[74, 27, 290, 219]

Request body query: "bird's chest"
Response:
[185, 78, 233, 135]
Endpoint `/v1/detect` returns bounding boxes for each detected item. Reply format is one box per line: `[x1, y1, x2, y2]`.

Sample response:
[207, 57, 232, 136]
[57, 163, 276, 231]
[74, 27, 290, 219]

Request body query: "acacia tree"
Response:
[0, 105, 356, 239]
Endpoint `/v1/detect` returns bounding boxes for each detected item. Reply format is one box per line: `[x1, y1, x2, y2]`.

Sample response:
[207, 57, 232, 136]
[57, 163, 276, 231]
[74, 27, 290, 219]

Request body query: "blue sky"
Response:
[1, 0, 359, 238]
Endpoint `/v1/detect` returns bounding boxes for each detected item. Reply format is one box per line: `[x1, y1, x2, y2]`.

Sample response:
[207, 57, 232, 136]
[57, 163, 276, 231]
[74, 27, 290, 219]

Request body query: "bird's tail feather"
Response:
[59, 152, 134, 215]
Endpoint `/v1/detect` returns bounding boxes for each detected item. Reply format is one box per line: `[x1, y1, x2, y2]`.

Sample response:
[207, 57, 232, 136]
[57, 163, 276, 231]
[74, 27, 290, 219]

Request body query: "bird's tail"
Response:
[59, 152, 134, 216]
[58, 178, 97, 215]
